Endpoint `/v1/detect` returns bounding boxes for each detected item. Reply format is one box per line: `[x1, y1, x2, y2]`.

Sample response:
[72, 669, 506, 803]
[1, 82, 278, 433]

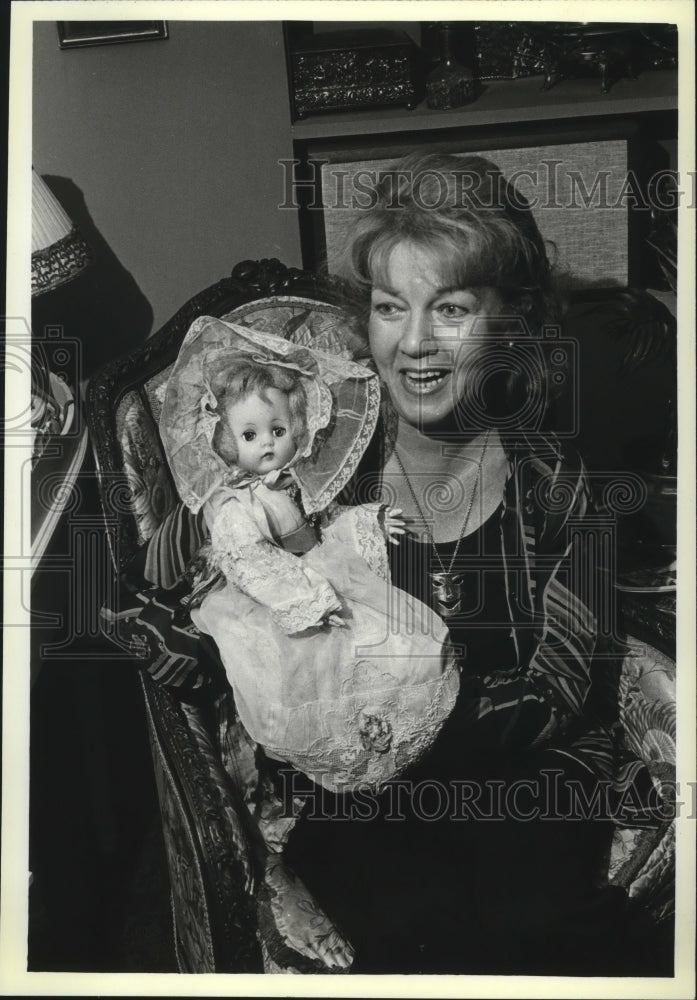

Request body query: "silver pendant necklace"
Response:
[391, 431, 491, 620]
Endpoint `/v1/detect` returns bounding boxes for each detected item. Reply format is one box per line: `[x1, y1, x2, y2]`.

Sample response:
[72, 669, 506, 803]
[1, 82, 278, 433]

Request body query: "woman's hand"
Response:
[264, 857, 355, 970]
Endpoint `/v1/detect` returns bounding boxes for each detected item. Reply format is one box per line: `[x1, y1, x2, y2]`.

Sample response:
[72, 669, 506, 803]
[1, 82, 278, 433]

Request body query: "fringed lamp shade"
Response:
[31, 168, 92, 296]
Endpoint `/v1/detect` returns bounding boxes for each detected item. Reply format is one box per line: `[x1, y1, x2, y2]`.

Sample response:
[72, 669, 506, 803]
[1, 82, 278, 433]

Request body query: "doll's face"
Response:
[225, 388, 297, 474]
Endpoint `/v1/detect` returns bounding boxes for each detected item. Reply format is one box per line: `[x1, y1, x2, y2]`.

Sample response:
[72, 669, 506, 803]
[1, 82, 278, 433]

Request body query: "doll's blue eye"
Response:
[242, 431, 256, 442]
[273, 427, 287, 437]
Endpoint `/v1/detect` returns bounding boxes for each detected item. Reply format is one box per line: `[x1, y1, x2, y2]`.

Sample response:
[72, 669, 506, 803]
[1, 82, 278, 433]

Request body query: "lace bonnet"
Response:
[160, 315, 380, 514]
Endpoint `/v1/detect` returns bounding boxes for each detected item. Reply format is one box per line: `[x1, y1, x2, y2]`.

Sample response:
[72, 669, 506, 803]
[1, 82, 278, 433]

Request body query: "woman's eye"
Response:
[273, 427, 287, 438]
[371, 301, 401, 317]
[436, 303, 470, 319]
[242, 431, 256, 442]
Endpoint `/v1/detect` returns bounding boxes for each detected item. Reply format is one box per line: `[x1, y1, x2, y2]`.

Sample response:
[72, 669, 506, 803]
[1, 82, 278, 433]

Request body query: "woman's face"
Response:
[368, 241, 504, 432]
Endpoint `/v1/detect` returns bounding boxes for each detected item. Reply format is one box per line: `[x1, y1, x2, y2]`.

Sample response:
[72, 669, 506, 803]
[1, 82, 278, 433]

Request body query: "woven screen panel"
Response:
[321, 140, 629, 287]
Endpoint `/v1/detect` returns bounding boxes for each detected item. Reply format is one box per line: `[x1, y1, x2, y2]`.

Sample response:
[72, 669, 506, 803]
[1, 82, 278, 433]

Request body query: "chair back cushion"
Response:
[225, 295, 366, 359]
[117, 389, 179, 547]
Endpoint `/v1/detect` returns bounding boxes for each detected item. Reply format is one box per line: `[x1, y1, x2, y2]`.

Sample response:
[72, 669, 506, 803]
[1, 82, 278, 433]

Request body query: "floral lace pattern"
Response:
[208, 488, 281, 557]
[224, 295, 367, 362]
[351, 504, 391, 582]
[261, 657, 461, 793]
[319, 503, 390, 581]
[302, 375, 381, 514]
[212, 532, 341, 636]
[268, 585, 341, 634]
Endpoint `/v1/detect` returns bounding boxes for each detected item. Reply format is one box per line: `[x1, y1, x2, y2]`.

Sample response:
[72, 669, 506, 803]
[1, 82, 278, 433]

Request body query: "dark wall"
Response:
[33, 20, 302, 338]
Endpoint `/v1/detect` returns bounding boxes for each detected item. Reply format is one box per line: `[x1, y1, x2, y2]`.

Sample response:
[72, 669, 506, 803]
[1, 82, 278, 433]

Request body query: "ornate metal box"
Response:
[289, 29, 422, 120]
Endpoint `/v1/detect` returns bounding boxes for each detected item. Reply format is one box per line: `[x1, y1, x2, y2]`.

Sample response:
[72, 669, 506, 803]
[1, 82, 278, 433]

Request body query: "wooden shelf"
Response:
[291, 70, 677, 140]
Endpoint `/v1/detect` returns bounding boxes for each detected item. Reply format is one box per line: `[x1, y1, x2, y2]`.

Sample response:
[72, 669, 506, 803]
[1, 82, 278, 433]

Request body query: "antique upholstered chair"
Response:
[87, 260, 361, 973]
[86, 259, 676, 973]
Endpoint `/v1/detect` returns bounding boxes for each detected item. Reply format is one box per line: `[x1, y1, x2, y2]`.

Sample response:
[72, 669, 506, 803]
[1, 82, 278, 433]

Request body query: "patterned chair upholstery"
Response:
[609, 638, 675, 925]
[86, 259, 676, 972]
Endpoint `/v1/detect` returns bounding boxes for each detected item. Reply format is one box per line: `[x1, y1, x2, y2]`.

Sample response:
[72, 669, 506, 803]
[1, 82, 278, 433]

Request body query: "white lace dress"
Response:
[191, 477, 460, 792]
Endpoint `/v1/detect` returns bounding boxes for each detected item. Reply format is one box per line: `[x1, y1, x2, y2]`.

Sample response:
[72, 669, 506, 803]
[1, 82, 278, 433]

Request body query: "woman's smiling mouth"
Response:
[401, 369, 451, 394]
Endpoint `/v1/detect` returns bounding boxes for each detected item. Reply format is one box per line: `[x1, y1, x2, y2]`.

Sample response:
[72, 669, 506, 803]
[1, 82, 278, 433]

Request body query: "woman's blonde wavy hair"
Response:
[335, 152, 558, 331]
[334, 152, 562, 426]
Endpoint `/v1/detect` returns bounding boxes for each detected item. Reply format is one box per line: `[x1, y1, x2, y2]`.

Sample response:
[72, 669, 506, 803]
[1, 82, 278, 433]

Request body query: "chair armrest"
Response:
[141, 672, 262, 972]
[608, 637, 676, 924]
[212, 684, 354, 973]
[142, 671, 353, 972]
[256, 856, 354, 973]
[619, 636, 675, 776]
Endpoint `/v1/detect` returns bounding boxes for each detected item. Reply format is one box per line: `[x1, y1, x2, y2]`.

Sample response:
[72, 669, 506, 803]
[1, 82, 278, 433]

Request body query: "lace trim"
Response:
[301, 375, 381, 514]
[213, 538, 341, 635]
[270, 580, 341, 634]
[351, 504, 390, 582]
[209, 494, 264, 556]
[262, 657, 461, 793]
[198, 378, 221, 445]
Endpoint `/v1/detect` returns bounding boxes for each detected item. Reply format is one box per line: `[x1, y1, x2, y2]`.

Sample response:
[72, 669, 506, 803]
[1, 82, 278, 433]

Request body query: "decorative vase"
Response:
[421, 22, 477, 110]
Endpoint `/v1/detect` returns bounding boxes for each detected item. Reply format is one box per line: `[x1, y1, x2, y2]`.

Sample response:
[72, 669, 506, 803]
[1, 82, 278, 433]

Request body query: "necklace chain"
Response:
[390, 431, 491, 619]
[391, 430, 490, 574]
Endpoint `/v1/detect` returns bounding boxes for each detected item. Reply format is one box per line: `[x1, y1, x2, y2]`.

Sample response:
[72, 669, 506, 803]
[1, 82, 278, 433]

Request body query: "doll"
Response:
[160, 316, 459, 793]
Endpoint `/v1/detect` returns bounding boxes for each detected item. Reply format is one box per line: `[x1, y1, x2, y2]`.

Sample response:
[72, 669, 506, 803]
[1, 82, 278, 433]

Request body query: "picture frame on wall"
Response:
[56, 21, 169, 49]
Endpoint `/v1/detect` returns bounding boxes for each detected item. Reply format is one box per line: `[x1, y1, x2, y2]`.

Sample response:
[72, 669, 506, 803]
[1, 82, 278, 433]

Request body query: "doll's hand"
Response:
[383, 506, 406, 545]
[325, 613, 346, 628]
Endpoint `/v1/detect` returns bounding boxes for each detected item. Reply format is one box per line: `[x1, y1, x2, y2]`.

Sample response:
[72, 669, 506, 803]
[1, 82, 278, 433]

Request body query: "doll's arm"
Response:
[207, 493, 341, 634]
[234, 543, 342, 634]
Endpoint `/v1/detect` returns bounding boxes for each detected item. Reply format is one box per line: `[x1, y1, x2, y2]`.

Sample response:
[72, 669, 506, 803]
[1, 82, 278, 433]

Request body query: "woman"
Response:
[276, 153, 656, 975]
